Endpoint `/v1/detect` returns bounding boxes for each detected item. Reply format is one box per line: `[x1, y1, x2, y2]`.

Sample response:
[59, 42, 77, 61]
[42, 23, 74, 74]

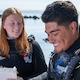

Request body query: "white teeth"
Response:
[13, 31, 19, 33]
[54, 43, 59, 46]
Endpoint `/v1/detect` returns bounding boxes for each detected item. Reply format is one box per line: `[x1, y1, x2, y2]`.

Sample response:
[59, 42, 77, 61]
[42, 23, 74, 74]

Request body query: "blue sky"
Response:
[0, 0, 80, 12]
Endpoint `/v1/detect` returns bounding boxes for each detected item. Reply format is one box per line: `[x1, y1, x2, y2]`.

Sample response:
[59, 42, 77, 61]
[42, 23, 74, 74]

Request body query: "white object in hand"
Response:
[0, 67, 17, 80]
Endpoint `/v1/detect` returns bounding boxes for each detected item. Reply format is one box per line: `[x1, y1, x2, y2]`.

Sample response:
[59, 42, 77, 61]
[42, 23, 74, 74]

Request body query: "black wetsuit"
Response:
[0, 39, 47, 79]
[48, 37, 80, 80]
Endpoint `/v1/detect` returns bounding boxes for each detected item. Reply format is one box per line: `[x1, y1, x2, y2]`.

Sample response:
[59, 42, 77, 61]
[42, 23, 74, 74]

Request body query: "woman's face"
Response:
[3, 14, 23, 38]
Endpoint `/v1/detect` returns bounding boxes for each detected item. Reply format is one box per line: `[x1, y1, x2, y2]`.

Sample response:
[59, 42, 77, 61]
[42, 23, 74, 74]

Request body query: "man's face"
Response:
[45, 22, 77, 53]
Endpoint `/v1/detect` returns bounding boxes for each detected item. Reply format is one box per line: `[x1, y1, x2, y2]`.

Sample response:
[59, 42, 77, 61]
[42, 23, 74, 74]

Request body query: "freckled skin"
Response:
[3, 14, 23, 38]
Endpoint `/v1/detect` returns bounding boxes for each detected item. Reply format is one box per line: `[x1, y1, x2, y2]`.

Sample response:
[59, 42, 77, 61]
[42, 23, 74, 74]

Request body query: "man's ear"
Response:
[69, 21, 77, 34]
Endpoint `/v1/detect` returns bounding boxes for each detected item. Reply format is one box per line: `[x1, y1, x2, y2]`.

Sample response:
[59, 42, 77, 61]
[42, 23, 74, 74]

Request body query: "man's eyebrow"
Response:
[45, 29, 59, 34]
[50, 30, 59, 33]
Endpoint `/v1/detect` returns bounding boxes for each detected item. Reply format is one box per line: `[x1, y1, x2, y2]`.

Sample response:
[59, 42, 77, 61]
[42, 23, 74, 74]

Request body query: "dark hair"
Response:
[41, 1, 78, 26]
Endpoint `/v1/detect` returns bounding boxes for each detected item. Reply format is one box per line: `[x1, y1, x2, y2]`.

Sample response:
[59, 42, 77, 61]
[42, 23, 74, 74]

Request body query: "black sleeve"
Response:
[32, 40, 47, 76]
[73, 66, 80, 80]
[47, 59, 54, 80]
[28, 72, 48, 80]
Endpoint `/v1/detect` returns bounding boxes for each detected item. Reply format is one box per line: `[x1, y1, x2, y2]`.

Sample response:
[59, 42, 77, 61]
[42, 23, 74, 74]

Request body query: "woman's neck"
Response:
[7, 37, 15, 40]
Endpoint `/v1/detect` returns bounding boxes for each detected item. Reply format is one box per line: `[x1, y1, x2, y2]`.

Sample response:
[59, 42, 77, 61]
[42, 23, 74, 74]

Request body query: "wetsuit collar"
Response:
[65, 37, 80, 54]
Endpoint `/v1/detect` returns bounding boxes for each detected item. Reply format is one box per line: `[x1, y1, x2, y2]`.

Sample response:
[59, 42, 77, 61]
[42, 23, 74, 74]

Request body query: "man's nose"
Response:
[48, 34, 55, 43]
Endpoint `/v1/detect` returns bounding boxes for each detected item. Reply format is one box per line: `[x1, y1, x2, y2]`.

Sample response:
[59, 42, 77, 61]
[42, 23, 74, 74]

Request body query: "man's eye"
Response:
[53, 32, 58, 36]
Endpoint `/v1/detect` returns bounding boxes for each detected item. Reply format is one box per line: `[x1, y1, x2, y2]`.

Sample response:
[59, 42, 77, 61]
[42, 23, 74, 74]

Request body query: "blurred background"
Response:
[0, 0, 80, 65]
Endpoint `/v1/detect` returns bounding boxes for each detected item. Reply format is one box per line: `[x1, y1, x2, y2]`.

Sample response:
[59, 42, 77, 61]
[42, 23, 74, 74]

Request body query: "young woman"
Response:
[0, 7, 47, 80]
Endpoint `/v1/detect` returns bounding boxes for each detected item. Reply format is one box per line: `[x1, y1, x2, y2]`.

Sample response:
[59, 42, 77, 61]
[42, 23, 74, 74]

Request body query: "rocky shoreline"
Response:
[0, 14, 40, 20]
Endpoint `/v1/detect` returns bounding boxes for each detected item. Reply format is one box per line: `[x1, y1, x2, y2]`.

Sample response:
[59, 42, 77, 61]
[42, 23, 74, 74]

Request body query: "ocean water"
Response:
[0, 10, 80, 65]
[22, 10, 54, 65]
[0, 10, 54, 65]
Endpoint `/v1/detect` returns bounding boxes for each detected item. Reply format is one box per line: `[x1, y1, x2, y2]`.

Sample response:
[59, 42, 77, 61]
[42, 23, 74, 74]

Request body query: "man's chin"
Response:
[54, 49, 62, 54]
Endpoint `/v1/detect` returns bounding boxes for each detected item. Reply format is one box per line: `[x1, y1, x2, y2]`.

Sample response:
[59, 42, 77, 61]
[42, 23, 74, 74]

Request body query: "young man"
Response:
[41, 1, 80, 80]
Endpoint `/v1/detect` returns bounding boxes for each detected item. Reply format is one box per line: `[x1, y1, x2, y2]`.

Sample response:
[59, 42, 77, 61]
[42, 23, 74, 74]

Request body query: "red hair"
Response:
[0, 7, 30, 56]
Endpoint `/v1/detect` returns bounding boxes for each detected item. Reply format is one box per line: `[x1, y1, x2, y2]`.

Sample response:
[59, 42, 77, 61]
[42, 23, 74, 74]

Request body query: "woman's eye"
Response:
[9, 23, 15, 26]
[18, 22, 21, 25]
[9, 22, 22, 26]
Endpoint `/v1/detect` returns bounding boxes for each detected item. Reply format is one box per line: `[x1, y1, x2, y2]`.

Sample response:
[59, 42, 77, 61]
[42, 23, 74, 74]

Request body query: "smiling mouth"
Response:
[13, 31, 19, 33]
[54, 43, 59, 47]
